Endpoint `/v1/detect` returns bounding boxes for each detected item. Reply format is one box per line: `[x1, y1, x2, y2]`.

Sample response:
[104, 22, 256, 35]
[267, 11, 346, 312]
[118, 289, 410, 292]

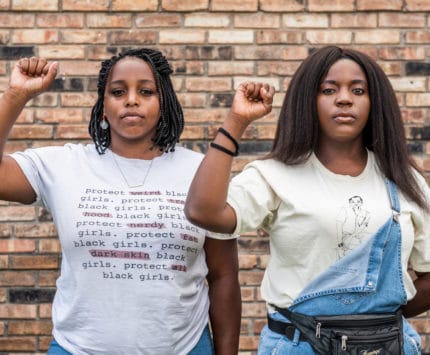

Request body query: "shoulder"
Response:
[162, 146, 204, 165]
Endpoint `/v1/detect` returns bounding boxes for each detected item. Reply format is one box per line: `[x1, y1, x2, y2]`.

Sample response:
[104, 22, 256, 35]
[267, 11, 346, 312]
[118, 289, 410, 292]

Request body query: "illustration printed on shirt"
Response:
[336, 195, 371, 259]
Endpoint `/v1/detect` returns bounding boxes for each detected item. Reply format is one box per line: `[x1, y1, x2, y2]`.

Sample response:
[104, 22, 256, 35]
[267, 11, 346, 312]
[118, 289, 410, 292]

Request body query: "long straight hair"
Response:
[267, 46, 428, 210]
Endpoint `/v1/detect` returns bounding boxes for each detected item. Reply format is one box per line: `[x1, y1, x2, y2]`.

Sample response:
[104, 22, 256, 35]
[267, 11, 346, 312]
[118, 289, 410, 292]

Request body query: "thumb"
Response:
[43, 62, 58, 88]
[261, 84, 275, 110]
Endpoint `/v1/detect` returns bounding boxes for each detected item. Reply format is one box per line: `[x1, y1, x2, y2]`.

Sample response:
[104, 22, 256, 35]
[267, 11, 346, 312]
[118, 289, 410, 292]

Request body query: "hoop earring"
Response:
[100, 115, 109, 130]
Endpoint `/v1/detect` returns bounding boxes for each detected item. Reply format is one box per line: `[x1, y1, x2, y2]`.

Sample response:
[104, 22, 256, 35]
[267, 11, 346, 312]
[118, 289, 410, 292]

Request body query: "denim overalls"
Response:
[258, 180, 422, 354]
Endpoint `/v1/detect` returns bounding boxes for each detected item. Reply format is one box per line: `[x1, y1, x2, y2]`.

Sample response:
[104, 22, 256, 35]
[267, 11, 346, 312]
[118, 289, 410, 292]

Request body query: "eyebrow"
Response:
[321, 79, 368, 85]
[109, 79, 156, 85]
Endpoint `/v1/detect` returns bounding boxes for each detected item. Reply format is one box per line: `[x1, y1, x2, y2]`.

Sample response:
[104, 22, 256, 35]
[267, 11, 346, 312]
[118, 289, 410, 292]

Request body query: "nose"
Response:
[125, 91, 139, 107]
[335, 88, 352, 106]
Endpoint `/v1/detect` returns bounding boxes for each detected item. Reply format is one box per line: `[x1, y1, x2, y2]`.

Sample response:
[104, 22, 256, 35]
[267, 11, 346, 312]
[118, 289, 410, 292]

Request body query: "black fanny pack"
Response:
[273, 306, 404, 354]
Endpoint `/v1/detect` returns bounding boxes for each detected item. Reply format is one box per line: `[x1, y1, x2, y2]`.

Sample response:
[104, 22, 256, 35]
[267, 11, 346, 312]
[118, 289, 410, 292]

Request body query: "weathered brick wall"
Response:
[0, 0, 430, 353]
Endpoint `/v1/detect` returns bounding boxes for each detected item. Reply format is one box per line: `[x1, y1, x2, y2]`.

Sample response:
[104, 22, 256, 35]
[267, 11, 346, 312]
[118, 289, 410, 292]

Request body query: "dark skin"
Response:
[185, 75, 430, 322]
[402, 272, 430, 318]
[0, 57, 242, 353]
[205, 237, 241, 354]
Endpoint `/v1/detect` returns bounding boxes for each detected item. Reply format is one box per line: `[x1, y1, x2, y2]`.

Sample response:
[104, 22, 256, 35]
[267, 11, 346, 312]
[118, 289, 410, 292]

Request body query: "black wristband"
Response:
[210, 142, 239, 157]
[218, 127, 239, 153]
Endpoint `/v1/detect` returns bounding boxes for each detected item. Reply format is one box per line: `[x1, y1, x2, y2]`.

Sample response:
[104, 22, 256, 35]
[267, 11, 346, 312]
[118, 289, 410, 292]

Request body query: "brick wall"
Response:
[1, 0, 430, 353]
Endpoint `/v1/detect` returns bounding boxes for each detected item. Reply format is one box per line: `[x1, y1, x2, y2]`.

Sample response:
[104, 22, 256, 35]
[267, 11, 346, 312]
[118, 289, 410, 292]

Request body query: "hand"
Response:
[8, 57, 58, 101]
[229, 81, 275, 126]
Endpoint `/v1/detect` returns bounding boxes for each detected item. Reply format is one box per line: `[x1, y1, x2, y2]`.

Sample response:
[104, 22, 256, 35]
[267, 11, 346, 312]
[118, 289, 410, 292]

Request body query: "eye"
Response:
[352, 88, 365, 95]
[111, 88, 125, 97]
[321, 88, 335, 95]
[140, 89, 155, 96]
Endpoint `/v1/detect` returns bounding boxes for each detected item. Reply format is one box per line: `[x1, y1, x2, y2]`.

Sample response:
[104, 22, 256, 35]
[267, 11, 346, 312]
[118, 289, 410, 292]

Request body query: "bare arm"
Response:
[205, 237, 241, 355]
[185, 82, 275, 233]
[0, 57, 58, 204]
[402, 271, 430, 318]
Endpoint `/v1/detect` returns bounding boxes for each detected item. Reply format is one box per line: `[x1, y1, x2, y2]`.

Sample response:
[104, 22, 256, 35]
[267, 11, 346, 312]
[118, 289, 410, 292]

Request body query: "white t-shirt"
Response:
[12, 144, 210, 355]
[225, 151, 430, 308]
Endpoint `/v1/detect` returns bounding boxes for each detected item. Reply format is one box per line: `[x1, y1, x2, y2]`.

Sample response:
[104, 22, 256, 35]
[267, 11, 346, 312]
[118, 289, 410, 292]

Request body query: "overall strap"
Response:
[385, 179, 400, 215]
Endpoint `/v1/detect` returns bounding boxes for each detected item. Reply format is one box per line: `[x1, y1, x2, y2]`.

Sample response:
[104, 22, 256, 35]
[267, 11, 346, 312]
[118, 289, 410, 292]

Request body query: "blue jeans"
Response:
[47, 324, 214, 355]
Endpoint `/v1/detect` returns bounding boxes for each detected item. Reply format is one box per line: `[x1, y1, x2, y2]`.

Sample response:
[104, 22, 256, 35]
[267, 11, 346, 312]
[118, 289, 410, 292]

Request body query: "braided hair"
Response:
[88, 48, 184, 154]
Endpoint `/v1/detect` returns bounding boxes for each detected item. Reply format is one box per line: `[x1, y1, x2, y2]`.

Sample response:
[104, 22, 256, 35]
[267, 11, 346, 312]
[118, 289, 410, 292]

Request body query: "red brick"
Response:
[0, 13, 35, 27]
[239, 335, 260, 350]
[186, 78, 232, 92]
[357, 0, 402, 10]
[38, 271, 60, 287]
[241, 287, 256, 302]
[235, 13, 280, 28]
[39, 239, 61, 253]
[10, 255, 59, 270]
[56, 125, 91, 139]
[62, 0, 109, 11]
[162, 0, 209, 11]
[256, 30, 302, 44]
[39, 303, 52, 318]
[0, 336, 36, 351]
[12, 0, 58, 11]
[112, 0, 157, 11]
[239, 255, 258, 269]
[56, 61, 101, 76]
[306, 30, 352, 44]
[160, 30, 206, 44]
[355, 30, 400, 44]
[208, 61, 254, 76]
[379, 13, 425, 27]
[61, 30, 107, 44]
[184, 14, 229, 28]
[110, 30, 157, 45]
[0, 304, 37, 318]
[0, 239, 35, 253]
[308, 0, 354, 11]
[239, 271, 264, 286]
[8, 320, 52, 335]
[177, 93, 206, 108]
[211, 0, 257, 11]
[406, 31, 430, 44]
[12, 29, 58, 44]
[36, 14, 84, 28]
[405, 0, 430, 11]
[8, 125, 54, 140]
[39, 46, 85, 59]
[379, 47, 425, 60]
[14, 223, 57, 238]
[0, 206, 35, 222]
[0, 0, 9, 10]
[86, 14, 131, 28]
[136, 14, 182, 28]
[331, 13, 377, 28]
[260, 0, 304, 11]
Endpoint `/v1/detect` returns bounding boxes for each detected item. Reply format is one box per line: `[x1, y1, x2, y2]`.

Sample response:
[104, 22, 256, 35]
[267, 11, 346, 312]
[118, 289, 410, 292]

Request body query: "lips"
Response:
[121, 112, 143, 119]
[333, 112, 355, 123]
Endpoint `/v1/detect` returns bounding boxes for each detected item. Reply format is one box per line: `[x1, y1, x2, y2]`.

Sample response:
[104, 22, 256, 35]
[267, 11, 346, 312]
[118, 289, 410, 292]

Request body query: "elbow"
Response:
[184, 201, 206, 229]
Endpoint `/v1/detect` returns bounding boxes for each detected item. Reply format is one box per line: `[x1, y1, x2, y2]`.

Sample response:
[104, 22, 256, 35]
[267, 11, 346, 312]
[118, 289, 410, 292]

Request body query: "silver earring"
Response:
[100, 116, 109, 130]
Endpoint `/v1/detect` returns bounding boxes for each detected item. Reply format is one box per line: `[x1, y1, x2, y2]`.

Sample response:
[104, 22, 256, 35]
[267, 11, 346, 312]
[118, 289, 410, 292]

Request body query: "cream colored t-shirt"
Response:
[226, 151, 430, 308]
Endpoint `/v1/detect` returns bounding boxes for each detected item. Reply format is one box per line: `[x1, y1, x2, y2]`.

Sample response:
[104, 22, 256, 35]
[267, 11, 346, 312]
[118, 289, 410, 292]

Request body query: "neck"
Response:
[315, 142, 367, 176]
[110, 142, 163, 160]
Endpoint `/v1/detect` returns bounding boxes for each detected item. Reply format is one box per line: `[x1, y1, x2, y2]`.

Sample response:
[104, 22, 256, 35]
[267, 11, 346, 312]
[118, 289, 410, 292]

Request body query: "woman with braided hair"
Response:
[0, 48, 240, 354]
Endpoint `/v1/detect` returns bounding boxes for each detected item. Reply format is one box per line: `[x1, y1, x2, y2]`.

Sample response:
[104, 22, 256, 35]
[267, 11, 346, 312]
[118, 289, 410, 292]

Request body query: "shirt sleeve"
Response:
[9, 150, 44, 206]
[409, 173, 430, 272]
[226, 162, 280, 236]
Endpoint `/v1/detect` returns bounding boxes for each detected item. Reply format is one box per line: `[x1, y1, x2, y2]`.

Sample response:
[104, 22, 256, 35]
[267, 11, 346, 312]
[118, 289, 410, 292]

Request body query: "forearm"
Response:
[208, 273, 241, 355]
[185, 115, 248, 233]
[402, 272, 430, 318]
[0, 90, 29, 159]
